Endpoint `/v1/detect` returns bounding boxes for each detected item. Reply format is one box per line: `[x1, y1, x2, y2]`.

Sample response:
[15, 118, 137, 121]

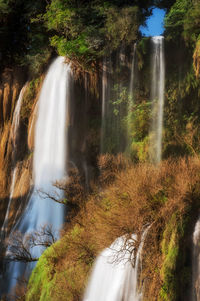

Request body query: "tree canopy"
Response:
[0, 0, 49, 73]
[0, 0, 198, 71]
[164, 0, 200, 76]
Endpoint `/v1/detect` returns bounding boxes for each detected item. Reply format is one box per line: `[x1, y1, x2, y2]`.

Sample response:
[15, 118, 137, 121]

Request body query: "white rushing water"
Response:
[150, 36, 165, 164]
[192, 219, 200, 300]
[33, 57, 70, 190]
[11, 84, 27, 147]
[5, 56, 72, 293]
[0, 168, 18, 239]
[20, 56, 71, 233]
[127, 43, 137, 145]
[83, 226, 150, 301]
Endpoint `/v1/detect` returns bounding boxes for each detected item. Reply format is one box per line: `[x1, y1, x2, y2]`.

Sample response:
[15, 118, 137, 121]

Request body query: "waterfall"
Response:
[11, 84, 27, 147]
[83, 226, 150, 301]
[21, 56, 71, 231]
[150, 36, 165, 164]
[192, 220, 200, 300]
[127, 43, 137, 148]
[12, 56, 71, 233]
[3, 56, 72, 295]
[0, 168, 18, 239]
[100, 49, 129, 154]
[33, 57, 70, 192]
[0, 84, 27, 239]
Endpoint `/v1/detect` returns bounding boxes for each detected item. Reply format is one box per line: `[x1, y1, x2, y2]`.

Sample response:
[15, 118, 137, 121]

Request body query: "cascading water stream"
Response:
[150, 36, 165, 164]
[11, 84, 27, 148]
[0, 85, 27, 239]
[3, 56, 72, 295]
[100, 49, 129, 154]
[83, 226, 150, 301]
[101, 45, 139, 155]
[126, 43, 137, 146]
[0, 168, 18, 240]
[192, 220, 200, 300]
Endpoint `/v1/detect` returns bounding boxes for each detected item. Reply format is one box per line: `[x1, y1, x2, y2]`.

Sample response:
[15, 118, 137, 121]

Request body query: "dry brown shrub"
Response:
[193, 39, 200, 77]
[27, 156, 200, 301]
[98, 153, 129, 185]
[83, 157, 200, 298]
[56, 167, 87, 210]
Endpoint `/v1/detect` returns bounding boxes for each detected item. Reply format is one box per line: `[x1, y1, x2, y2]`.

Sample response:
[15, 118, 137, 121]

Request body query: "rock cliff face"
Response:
[0, 68, 24, 228]
[0, 68, 42, 234]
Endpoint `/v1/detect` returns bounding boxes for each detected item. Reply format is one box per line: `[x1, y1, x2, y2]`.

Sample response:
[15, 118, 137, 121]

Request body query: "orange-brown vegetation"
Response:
[26, 155, 200, 301]
[193, 39, 200, 78]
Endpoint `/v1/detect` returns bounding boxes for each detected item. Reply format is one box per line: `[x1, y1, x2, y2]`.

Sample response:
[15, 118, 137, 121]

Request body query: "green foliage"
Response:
[157, 37, 200, 159]
[21, 78, 41, 122]
[0, 0, 187, 71]
[102, 76, 152, 161]
[159, 201, 197, 301]
[101, 84, 129, 154]
[183, 2, 200, 44]
[50, 34, 94, 62]
[165, 0, 200, 76]
[136, 38, 150, 70]
[26, 224, 94, 301]
[112, 86, 130, 116]
[43, 1, 142, 65]
[0, 0, 10, 16]
[21, 48, 52, 78]
[0, 0, 51, 72]
[26, 242, 62, 301]
[103, 6, 139, 52]
[126, 100, 151, 161]
[127, 101, 151, 141]
[164, 0, 190, 40]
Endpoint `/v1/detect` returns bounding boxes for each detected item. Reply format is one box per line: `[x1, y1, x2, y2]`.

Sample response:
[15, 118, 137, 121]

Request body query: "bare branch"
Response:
[5, 225, 57, 263]
[6, 231, 38, 263]
[37, 189, 67, 205]
[37, 167, 87, 211]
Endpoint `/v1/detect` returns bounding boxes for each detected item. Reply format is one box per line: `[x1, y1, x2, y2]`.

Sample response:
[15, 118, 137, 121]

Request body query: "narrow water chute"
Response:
[192, 219, 200, 300]
[150, 36, 165, 164]
[0, 84, 27, 239]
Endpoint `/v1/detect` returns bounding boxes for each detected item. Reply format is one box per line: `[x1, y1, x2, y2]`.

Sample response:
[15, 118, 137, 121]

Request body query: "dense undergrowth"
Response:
[25, 155, 200, 301]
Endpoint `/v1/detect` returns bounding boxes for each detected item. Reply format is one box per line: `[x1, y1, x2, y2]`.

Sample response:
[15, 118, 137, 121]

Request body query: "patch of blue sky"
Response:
[140, 8, 166, 37]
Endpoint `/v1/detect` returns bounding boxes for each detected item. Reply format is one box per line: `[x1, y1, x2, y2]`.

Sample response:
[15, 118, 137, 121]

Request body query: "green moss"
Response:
[26, 246, 56, 301]
[26, 224, 90, 301]
[160, 215, 180, 300]
[159, 206, 195, 301]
